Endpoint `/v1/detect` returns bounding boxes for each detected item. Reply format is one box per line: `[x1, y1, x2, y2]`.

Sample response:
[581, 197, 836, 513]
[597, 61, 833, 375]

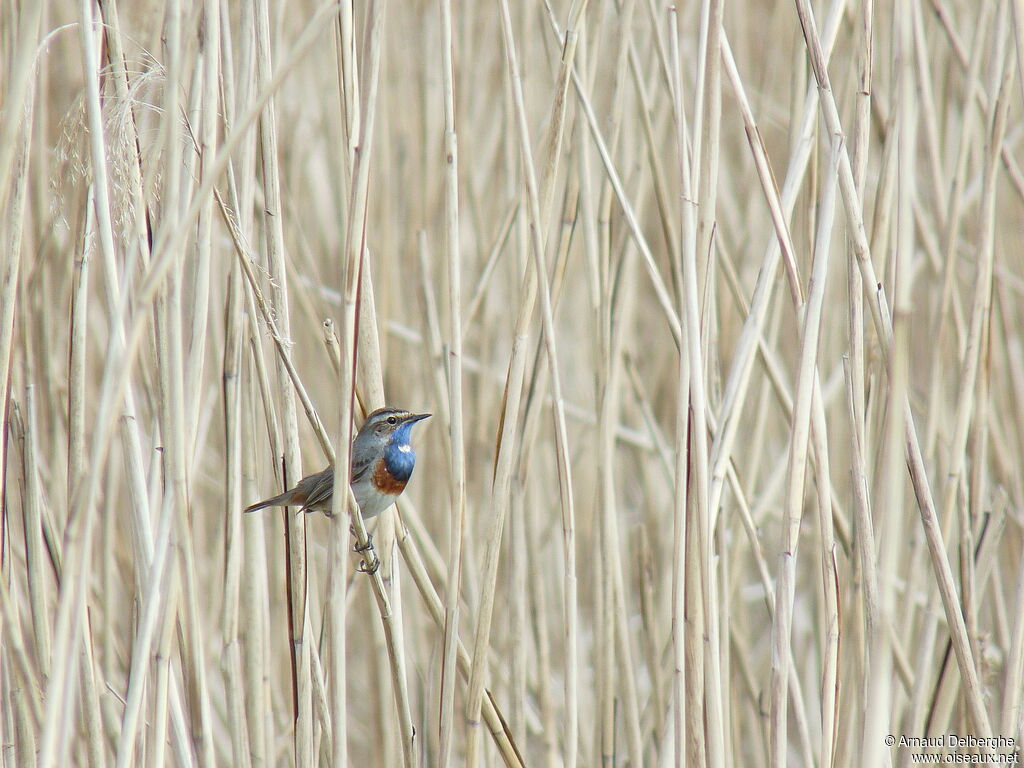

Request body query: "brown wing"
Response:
[351, 450, 374, 485]
[295, 467, 335, 512]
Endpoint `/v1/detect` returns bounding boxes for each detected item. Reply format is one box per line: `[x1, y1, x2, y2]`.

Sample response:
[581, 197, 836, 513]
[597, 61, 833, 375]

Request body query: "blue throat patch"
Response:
[384, 432, 416, 482]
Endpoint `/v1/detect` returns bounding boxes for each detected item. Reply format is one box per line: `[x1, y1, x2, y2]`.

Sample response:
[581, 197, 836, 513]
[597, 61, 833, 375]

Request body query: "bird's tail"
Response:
[243, 492, 292, 513]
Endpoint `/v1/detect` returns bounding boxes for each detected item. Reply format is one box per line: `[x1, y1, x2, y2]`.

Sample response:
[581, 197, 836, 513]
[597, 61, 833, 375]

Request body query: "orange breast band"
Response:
[372, 459, 408, 495]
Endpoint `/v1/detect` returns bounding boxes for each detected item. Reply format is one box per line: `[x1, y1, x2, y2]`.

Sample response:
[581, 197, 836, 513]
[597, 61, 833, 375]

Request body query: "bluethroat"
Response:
[244, 407, 431, 519]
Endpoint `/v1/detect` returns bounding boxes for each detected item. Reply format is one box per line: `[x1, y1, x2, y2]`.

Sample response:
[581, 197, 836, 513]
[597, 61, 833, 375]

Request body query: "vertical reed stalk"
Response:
[437, 0, 467, 761]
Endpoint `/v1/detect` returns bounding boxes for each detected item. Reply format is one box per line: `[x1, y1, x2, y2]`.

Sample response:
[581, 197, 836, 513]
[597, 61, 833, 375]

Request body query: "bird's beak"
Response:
[406, 412, 431, 425]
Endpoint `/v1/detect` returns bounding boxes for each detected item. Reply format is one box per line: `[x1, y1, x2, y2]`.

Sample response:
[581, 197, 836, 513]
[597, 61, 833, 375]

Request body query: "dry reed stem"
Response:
[465, 1, 587, 763]
[437, 0, 467, 761]
[326, 2, 422, 764]
[324, 4, 358, 765]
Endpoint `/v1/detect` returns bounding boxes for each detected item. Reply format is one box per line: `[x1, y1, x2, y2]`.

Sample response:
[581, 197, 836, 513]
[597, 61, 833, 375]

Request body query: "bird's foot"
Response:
[353, 532, 374, 553]
[357, 554, 380, 575]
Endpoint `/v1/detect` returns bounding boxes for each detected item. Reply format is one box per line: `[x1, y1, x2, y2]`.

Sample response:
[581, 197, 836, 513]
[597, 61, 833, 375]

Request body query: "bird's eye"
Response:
[387, 415, 398, 425]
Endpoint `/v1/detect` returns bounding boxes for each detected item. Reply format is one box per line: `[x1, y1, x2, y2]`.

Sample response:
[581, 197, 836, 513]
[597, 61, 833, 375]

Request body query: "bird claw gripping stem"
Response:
[352, 531, 378, 574]
[356, 552, 380, 575]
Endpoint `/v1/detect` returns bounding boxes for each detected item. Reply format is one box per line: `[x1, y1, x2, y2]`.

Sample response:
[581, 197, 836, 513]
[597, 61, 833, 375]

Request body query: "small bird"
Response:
[244, 407, 431, 519]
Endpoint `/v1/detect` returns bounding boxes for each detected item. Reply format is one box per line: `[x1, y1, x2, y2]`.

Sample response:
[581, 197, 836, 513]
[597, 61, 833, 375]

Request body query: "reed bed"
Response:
[2, 0, 1023, 765]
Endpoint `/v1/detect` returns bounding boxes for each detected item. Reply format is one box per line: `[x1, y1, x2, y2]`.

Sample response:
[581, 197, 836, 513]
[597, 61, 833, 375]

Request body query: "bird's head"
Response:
[362, 407, 431, 445]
